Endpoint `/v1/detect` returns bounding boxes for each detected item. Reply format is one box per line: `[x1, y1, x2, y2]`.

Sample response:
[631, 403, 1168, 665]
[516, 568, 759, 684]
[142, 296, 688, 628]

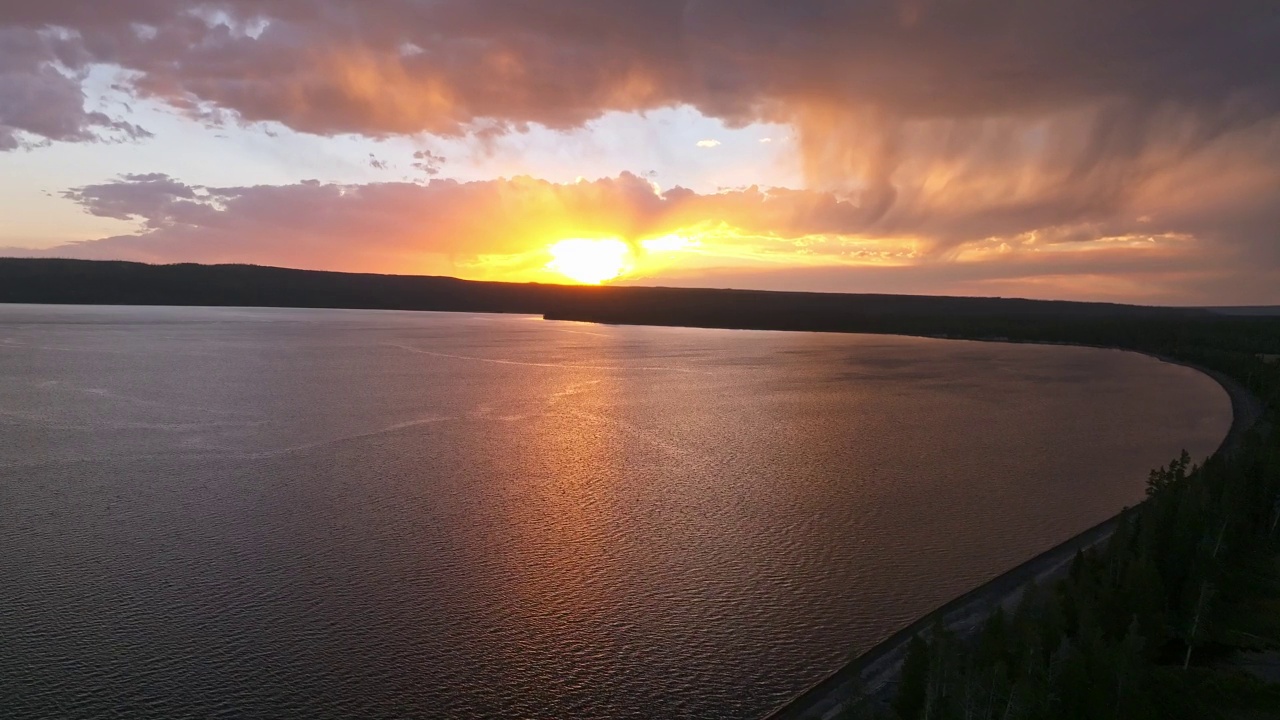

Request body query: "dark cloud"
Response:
[3, 1, 1276, 136]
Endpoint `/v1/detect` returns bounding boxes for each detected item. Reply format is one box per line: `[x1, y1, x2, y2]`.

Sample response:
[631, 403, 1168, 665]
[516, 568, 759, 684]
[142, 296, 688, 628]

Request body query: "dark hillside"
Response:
[3, 258, 1278, 369]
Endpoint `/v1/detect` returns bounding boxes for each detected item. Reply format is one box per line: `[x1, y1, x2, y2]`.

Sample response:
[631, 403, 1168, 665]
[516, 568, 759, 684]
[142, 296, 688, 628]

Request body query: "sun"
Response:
[545, 238, 632, 284]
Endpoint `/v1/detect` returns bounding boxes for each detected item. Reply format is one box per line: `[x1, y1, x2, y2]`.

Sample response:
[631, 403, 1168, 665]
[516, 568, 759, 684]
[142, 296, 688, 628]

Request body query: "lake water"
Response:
[0, 305, 1231, 719]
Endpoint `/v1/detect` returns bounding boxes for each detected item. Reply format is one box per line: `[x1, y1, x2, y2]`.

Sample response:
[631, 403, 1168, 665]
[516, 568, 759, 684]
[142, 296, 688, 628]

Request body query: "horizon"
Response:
[10, 256, 1280, 312]
[2, 2, 1279, 305]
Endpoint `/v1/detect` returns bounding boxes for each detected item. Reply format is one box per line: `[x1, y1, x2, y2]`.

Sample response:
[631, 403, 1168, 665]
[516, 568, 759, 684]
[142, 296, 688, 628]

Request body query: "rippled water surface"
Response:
[0, 305, 1232, 719]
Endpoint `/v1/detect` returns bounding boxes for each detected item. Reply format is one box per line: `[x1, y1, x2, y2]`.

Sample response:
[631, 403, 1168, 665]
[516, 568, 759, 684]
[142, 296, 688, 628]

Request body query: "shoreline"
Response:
[762, 348, 1262, 720]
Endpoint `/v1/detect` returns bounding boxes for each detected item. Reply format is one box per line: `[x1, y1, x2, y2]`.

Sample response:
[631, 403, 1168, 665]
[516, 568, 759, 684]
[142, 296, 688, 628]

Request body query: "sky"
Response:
[1, 1, 1278, 305]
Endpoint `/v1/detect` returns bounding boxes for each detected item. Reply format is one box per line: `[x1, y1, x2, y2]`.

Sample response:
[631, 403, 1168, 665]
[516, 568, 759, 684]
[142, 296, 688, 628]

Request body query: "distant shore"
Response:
[762, 353, 1262, 720]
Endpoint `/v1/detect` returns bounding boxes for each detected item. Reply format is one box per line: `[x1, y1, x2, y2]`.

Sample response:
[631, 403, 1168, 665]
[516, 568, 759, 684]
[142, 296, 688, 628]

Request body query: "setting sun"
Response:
[545, 238, 632, 284]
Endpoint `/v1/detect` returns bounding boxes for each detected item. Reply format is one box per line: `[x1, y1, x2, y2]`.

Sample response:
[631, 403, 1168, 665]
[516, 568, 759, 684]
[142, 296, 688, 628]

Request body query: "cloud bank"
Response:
[2, 1, 1278, 302]
[7, 168, 1272, 303]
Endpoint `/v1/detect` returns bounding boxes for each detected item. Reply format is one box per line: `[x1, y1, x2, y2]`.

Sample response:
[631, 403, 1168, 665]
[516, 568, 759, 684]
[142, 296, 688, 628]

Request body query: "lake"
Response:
[0, 305, 1231, 719]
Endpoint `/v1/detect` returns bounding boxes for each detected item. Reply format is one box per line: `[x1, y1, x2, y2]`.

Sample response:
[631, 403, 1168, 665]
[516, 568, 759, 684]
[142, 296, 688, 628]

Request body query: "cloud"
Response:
[0, 27, 150, 149]
[41, 171, 885, 266]
[4, 2, 1276, 142]
[695, 139, 721, 148]
[60, 172, 199, 228]
[622, 248, 1253, 306]
[27, 172, 693, 274]
[7, 168, 1275, 303]
[411, 149, 445, 178]
[1, 1, 1277, 301]
[3, 3, 1275, 227]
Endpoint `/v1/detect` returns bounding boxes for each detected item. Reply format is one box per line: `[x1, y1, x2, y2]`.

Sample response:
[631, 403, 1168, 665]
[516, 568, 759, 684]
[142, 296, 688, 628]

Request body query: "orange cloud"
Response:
[4, 165, 1272, 303]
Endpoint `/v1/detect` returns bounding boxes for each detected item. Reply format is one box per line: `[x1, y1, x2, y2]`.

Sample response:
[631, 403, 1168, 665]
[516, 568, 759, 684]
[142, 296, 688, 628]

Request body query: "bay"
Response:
[0, 305, 1231, 719]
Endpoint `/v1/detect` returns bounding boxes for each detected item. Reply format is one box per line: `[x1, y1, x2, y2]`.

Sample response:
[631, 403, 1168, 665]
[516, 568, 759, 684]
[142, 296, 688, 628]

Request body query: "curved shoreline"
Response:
[762, 349, 1262, 720]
